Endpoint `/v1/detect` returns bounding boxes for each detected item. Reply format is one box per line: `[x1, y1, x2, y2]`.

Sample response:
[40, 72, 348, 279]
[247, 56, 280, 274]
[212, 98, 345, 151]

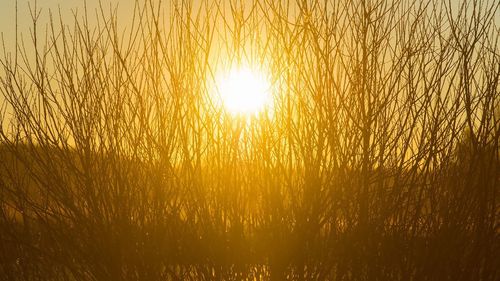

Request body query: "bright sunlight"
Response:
[216, 67, 272, 116]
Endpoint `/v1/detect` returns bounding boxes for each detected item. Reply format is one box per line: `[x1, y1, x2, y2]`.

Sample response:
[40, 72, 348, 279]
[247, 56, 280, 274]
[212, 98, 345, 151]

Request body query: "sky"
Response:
[0, 0, 499, 54]
[0, 0, 135, 53]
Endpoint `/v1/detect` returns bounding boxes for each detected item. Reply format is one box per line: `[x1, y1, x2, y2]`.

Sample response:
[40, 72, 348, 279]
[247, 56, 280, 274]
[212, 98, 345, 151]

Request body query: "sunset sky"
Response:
[2, 0, 499, 53]
[0, 1, 133, 53]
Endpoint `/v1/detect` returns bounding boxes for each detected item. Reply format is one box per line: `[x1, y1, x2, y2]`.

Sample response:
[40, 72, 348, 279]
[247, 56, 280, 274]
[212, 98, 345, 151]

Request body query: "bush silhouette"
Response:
[0, 0, 499, 280]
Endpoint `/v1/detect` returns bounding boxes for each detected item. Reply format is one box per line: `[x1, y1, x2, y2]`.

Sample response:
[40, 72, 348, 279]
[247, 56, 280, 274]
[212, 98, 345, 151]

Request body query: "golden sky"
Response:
[0, 0, 135, 53]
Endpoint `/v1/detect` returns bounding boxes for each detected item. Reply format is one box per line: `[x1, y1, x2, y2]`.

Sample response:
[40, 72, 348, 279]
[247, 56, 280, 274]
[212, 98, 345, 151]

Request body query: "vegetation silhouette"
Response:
[0, 0, 499, 280]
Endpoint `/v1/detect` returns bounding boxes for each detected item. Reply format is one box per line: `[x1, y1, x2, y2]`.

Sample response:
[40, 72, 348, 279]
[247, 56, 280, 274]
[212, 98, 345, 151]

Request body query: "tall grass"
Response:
[0, 0, 499, 280]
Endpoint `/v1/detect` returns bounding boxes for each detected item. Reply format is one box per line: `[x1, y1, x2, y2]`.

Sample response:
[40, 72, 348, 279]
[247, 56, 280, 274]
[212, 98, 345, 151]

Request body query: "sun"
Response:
[216, 67, 272, 116]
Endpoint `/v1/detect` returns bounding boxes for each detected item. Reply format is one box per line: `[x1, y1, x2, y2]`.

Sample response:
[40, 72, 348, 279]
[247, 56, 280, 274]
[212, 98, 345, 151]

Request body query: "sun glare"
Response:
[216, 67, 272, 116]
